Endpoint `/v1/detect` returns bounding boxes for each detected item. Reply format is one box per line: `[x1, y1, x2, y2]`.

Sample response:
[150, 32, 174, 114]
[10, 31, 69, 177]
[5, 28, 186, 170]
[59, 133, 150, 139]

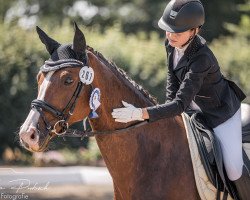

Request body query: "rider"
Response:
[112, 0, 250, 199]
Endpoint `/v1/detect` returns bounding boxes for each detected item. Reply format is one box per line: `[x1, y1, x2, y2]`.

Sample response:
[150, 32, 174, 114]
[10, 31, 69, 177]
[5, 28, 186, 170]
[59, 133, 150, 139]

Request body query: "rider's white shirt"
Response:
[173, 44, 188, 69]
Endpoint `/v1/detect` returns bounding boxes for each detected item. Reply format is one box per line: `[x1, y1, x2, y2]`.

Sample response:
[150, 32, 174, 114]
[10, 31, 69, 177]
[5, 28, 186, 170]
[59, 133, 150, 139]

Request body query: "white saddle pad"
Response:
[182, 113, 233, 200]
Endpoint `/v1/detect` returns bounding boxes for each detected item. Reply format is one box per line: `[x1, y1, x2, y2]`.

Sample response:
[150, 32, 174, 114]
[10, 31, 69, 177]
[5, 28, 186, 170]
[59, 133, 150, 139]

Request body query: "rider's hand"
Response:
[112, 101, 144, 123]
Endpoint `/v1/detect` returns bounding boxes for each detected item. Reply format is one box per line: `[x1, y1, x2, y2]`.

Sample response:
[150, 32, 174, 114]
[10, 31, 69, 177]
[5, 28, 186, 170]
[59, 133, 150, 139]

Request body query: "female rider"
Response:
[112, 0, 249, 199]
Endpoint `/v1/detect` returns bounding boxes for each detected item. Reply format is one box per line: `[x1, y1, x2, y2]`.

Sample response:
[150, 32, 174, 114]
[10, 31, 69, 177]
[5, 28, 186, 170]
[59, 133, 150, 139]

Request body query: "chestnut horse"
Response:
[19, 24, 200, 200]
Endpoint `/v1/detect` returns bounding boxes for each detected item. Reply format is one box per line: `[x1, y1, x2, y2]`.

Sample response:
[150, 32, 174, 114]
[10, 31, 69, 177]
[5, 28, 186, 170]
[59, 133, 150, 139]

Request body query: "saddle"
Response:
[183, 111, 250, 200]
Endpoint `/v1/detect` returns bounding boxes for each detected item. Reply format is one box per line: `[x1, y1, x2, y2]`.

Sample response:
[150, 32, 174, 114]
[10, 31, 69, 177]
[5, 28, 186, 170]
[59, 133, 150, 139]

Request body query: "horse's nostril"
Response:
[30, 132, 35, 140]
[26, 127, 37, 141]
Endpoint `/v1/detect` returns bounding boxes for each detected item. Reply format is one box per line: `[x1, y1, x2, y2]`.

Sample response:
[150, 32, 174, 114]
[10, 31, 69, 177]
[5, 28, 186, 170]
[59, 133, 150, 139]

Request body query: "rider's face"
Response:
[166, 29, 196, 48]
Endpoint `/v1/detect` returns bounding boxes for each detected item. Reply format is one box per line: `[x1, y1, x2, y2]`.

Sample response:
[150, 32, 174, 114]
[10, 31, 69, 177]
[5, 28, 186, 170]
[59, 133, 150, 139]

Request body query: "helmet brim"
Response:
[158, 17, 190, 33]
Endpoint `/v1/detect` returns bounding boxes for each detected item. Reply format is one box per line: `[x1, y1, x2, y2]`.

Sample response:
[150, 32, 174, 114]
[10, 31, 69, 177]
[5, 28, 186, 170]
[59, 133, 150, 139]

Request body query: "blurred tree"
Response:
[69, 0, 248, 41]
[0, 0, 16, 22]
[0, 24, 44, 153]
[201, 0, 247, 41]
[210, 13, 250, 102]
[0, 0, 247, 41]
[0, 0, 77, 28]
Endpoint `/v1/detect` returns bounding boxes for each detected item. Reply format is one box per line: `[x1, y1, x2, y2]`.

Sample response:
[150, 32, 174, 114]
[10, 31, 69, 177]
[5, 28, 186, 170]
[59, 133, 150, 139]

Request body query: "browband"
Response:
[40, 59, 85, 72]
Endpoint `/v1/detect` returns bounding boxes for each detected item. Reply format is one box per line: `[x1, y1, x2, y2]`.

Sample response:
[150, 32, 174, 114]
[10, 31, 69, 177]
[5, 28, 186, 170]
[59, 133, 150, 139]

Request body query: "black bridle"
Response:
[30, 55, 148, 139]
[31, 58, 87, 136]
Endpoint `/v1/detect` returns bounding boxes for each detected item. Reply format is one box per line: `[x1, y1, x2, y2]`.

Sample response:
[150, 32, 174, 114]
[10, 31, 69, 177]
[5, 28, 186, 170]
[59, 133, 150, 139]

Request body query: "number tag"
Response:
[79, 66, 94, 85]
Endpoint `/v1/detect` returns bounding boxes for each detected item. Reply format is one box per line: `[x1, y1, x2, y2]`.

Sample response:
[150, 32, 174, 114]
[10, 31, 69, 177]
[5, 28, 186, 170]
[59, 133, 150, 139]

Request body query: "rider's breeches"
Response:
[213, 108, 244, 181]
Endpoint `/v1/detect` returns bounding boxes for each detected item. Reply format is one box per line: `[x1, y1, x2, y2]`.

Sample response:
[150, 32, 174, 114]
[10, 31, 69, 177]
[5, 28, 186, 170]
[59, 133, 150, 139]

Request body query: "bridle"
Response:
[31, 57, 88, 136]
[30, 53, 148, 139]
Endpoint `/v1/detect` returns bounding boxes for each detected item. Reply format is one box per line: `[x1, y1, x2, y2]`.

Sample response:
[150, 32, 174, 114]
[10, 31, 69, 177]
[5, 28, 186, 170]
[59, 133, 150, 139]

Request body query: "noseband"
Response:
[31, 58, 88, 136]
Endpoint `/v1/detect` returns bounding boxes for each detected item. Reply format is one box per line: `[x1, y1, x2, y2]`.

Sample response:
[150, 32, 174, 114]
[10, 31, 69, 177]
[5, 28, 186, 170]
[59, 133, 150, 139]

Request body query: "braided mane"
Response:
[87, 46, 157, 105]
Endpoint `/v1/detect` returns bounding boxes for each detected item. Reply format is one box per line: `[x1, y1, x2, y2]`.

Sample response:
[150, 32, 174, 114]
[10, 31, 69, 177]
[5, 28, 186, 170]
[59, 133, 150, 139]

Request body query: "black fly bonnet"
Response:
[31, 25, 90, 136]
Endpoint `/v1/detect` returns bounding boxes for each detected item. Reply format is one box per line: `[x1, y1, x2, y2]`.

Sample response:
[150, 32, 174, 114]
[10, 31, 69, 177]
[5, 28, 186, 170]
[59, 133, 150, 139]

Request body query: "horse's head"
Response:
[19, 23, 92, 152]
[19, 22, 157, 152]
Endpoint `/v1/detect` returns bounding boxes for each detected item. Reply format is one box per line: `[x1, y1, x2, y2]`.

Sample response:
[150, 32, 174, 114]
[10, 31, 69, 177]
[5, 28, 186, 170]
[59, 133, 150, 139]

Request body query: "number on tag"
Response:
[79, 66, 94, 85]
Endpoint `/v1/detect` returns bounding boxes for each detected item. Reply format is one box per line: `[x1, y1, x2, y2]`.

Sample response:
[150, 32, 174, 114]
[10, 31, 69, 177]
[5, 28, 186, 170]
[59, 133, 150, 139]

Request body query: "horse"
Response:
[19, 23, 249, 200]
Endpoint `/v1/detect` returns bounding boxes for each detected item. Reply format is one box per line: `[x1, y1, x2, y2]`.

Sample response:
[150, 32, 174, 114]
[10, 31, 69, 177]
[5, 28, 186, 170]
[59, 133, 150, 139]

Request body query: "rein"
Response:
[59, 121, 148, 139]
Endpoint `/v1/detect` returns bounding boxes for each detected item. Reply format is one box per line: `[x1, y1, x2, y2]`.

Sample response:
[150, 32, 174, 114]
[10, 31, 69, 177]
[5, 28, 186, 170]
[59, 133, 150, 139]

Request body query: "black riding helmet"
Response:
[158, 0, 205, 33]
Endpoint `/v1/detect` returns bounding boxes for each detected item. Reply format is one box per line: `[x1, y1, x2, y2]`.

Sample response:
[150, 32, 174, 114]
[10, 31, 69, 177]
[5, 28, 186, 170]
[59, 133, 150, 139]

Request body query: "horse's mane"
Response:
[87, 46, 158, 105]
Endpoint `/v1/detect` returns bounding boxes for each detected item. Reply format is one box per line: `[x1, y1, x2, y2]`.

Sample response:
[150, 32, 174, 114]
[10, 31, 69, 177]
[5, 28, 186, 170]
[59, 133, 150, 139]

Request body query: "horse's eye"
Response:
[64, 77, 73, 85]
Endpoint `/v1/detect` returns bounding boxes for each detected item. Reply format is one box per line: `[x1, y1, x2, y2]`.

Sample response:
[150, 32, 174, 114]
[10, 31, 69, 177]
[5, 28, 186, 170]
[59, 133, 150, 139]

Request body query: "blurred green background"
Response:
[0, 0, 249, 166]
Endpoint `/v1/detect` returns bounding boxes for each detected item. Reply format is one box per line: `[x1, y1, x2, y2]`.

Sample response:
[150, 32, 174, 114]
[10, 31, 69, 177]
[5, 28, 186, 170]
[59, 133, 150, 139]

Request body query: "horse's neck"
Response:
[84, 52, 198, 200]
[87, 51, 155, 131]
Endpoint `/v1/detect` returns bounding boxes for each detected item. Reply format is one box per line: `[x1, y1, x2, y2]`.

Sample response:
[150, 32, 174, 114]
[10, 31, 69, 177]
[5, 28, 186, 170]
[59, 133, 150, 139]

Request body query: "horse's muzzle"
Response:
[19, 126, 41, 152]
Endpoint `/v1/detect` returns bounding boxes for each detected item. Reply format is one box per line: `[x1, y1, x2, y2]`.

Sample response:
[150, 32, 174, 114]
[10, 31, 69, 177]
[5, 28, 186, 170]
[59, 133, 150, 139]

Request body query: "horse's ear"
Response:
[72, 22, 86, 56]
[36, 26, 60, 55]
